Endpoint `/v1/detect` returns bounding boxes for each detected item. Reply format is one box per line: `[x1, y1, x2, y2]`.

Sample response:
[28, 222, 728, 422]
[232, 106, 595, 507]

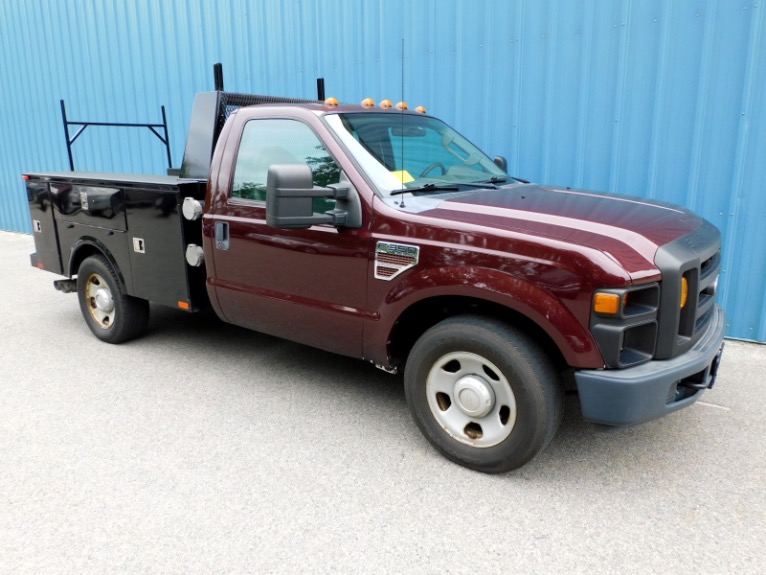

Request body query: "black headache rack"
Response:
[179, 90, 321, 179]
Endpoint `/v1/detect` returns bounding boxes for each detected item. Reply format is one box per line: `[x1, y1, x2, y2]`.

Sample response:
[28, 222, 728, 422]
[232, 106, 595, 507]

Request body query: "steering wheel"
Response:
[420, 162, 447, 178]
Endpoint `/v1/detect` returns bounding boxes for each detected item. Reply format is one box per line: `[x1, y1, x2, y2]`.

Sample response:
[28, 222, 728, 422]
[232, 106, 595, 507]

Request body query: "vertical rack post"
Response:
[60, 100, 75, 171]
[214, 63, 224, 91]
[161, 105, 172, 169]
[317, 78, 325, 101]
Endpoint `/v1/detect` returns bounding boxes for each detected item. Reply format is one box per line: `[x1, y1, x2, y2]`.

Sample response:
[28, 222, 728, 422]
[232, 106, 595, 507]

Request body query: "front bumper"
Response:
[575, 305, 725, 427]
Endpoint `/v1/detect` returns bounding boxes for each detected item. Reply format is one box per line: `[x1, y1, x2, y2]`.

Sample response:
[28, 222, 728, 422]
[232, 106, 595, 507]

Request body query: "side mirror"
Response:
[266, 163, 352, 229]
[493, 156, 508, 172]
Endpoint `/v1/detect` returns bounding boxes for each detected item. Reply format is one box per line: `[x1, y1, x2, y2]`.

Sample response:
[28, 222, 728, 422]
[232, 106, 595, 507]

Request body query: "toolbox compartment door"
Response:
[27, 180, 64, 275]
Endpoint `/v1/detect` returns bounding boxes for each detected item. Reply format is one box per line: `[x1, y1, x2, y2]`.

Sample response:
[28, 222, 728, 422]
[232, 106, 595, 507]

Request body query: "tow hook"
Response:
[678, 343, 725, 391]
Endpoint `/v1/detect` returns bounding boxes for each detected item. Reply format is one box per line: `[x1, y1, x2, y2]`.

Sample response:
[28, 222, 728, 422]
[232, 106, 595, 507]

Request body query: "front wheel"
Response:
[77, 255, 149, 344]
[404, 315, 563, 473]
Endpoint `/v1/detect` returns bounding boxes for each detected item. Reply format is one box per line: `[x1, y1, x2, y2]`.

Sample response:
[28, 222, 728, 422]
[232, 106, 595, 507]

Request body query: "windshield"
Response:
[324, 112, 507, 196]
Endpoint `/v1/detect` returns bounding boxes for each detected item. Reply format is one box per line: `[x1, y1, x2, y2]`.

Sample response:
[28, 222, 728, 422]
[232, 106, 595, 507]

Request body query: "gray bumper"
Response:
[575, 305, 726, 427]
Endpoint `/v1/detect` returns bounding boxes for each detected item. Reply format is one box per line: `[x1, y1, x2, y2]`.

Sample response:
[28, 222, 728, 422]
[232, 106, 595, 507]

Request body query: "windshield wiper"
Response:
[480, 175, 530, 185]
[390, 183, 460, 196]
[391, 180, 505, 196]
[456, 181, 499, 189]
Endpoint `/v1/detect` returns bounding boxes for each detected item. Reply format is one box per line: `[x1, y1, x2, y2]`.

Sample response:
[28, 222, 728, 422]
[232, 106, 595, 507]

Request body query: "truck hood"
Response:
[420, 184, 703, 276]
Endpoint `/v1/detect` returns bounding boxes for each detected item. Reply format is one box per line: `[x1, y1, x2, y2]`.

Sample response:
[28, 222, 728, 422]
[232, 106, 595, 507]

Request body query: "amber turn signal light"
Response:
[594, 293, 621, 315]
[680, 277, 689, 309]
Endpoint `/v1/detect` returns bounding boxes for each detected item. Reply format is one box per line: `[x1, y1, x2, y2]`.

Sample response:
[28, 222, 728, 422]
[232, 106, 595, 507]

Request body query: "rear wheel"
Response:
[77, 255, 149, 343]
[404, 315, 563, 473]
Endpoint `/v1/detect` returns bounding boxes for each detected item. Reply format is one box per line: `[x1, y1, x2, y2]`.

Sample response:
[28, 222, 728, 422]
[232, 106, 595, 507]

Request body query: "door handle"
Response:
[215, 221, 230, 250]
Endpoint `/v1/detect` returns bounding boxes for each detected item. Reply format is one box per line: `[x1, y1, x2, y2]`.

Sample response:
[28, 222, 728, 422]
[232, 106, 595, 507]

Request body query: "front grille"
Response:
[654, 219, 722, 360]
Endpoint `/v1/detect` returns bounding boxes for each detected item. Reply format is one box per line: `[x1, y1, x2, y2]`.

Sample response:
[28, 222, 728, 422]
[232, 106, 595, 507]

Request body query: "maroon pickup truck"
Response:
[25, 89, 725, 473]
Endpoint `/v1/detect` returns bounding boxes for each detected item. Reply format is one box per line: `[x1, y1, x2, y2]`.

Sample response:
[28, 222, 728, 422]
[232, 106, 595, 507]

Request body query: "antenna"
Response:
[399, 38, 406, 208]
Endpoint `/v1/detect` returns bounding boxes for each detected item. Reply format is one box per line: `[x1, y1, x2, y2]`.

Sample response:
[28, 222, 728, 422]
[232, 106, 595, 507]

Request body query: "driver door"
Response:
[208, 117, 369, 358]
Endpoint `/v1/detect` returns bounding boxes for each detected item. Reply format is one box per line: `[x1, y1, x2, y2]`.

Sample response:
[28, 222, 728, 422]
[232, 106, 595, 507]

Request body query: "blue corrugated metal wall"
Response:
[0, 0, 764, 342]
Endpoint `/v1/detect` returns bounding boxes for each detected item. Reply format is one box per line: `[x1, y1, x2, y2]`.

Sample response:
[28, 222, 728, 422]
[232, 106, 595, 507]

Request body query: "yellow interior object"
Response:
[594, 293, 621, 315]
[391, 170, 414, 184]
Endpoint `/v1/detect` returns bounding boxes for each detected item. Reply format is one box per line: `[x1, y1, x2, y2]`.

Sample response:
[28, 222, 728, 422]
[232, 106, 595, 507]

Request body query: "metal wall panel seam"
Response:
[721, 1, 763, 333]
[481, 0, 495, 155]
[454, 0, 466, 125]
[511, 0, 525, 172]
[574, 0, 596, 189]
[685, 1, 718, 212]
[541, 1, 556, 184]
[608, 0, 632, 193]
[646, 1, 673, 200]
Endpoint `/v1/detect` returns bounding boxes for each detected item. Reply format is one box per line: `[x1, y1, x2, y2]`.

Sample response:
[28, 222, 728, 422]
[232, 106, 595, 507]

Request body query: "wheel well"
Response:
[68, 245, 127, 292]
[389, 296, 567, 372]
[69, 245, 101, 277]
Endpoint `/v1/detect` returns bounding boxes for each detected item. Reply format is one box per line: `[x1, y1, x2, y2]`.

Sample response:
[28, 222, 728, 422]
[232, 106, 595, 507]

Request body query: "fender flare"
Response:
[368, 264, 602, 368]
[67, 236, 130, 294]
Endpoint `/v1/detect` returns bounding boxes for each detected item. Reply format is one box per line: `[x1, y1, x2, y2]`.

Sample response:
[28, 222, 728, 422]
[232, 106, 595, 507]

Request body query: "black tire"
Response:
[404, 315, 563, 473]
[77, 255, 149, 344]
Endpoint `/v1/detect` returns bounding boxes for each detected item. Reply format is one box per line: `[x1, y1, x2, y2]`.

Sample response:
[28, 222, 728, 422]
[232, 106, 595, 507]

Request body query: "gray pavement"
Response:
[1, 230, 764, 574]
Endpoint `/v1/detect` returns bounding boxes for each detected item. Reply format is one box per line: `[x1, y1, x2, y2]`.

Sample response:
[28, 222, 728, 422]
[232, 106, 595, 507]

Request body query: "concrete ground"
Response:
[1, 230, 764, 574]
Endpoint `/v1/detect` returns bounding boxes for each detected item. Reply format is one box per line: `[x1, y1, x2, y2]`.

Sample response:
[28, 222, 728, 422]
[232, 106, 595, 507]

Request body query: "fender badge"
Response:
[374, 241, 419, 281]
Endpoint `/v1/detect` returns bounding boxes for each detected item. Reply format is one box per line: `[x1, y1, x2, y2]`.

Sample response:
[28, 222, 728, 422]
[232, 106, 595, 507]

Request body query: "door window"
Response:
[232, 119, 340, 212]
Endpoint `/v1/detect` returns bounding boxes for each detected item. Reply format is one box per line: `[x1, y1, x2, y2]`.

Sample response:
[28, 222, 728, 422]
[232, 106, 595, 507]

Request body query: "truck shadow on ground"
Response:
[144, 303, 406, 403]
[143, 304, 703, 478]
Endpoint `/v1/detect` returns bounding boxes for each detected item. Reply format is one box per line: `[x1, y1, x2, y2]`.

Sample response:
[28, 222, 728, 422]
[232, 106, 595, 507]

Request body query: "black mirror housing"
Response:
[266, 164, 351, 229]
